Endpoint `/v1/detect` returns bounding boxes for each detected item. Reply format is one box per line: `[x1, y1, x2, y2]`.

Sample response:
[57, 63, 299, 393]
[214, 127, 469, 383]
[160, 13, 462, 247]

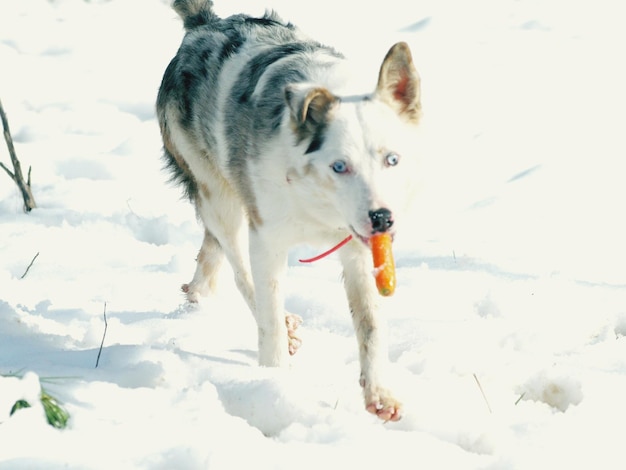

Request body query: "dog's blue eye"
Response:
[331, 160, 349, 174]
[385, 153, 400, 167]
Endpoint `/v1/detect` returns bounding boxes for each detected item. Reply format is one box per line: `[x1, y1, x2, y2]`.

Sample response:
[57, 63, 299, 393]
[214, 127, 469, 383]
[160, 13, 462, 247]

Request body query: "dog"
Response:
[157, 0, 421, 421]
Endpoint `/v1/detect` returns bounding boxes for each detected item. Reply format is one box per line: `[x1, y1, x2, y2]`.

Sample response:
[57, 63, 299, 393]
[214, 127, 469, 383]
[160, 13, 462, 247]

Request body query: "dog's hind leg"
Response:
[183, 182, 302, 356]
[192, 189, 257, 313]
[182, 228, 224, 303]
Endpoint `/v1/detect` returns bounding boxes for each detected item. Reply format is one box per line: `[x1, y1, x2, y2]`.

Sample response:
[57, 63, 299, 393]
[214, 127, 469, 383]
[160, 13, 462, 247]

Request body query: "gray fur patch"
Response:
[158, 4, 345, 221]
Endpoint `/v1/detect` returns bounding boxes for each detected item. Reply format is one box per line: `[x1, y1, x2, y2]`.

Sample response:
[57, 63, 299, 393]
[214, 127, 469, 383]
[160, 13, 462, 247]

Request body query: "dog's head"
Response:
[284, 42, 421, 244]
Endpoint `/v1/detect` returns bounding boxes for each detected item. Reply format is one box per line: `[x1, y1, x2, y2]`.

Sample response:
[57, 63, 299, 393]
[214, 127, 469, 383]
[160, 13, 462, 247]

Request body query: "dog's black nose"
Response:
[369, 208, 394, 233]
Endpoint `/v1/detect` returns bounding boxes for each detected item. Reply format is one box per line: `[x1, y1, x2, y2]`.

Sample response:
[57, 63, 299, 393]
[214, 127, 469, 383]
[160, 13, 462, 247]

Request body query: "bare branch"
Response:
[20, 251, 40, 279]
[95, 302, 108, 368]
[473, 373, 493, 414]
[0, 98, 36, 212]
[0, 160, 15, 180]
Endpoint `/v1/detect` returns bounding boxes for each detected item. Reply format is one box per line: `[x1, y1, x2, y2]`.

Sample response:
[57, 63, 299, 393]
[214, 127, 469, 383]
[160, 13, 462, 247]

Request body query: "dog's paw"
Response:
[363, 386, 402, 422]
[181, 282, 211, 304]
[181, 283, 200, 303]
[286, 313, 303, 355]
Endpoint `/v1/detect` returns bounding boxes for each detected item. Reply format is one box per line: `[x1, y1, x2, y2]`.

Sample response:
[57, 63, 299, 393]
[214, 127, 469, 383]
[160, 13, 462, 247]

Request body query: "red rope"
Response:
[298, 235, 353, 263]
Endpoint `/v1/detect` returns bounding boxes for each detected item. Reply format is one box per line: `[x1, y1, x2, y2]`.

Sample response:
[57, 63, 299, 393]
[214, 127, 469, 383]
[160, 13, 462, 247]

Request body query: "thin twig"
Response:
[514, 392, 525, 406]
[473, 373, 492, 414]
[95, 302, 108, 368]
[20, 252, 40, 279]
[0, 98, 36, 212]
[0, 160, 14, 180]
[126, 198, 137, 216]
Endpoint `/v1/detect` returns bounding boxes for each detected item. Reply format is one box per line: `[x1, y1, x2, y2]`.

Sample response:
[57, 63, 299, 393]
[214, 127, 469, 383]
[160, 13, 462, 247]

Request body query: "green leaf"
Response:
[10, 399, 31, 416]
[40, 390, 70, 430]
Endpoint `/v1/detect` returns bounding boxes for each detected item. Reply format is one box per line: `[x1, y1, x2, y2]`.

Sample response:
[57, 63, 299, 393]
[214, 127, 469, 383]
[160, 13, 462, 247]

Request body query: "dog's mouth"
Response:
[349, 226, 395, 246]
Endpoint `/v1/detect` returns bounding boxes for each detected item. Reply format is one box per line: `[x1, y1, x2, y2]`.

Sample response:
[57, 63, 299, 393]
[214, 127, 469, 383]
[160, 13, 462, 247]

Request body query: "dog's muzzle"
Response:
[369, 208, 394, 234]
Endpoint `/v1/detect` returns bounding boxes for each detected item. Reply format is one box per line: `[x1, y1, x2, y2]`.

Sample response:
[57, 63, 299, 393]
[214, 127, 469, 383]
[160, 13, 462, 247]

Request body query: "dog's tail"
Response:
[173, 0, 218, 30]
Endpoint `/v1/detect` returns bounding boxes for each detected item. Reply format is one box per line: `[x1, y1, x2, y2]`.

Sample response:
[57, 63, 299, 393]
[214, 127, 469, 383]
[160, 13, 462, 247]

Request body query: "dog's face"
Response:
[285, 42, 421, 243]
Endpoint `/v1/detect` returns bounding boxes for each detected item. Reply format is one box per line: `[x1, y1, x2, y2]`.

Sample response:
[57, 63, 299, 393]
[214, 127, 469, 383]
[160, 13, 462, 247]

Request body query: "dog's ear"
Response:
[285, 85, 338, 146]
[376, 42, 421, 124]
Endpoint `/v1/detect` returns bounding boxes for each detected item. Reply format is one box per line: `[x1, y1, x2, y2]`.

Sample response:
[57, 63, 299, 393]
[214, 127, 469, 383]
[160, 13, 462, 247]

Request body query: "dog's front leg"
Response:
[340, 244, 402, 421]
[249, 230, 291, 367]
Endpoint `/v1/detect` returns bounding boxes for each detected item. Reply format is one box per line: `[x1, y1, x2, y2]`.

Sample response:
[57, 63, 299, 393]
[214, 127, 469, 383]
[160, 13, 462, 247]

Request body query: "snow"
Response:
[1, 0, 625, 468]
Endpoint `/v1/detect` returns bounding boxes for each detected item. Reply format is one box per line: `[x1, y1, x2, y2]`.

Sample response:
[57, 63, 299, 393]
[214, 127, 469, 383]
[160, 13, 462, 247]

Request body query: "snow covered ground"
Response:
[1, 0, 625, 468]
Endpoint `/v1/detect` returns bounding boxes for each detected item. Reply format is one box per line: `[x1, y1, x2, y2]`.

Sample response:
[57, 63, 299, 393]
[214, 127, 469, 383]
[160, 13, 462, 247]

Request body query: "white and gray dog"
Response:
[157, 0, 421, 421]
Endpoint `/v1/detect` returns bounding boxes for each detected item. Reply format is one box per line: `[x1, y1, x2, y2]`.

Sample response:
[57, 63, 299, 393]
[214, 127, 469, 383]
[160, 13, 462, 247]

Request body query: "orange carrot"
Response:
[370, 232, 396, 296]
